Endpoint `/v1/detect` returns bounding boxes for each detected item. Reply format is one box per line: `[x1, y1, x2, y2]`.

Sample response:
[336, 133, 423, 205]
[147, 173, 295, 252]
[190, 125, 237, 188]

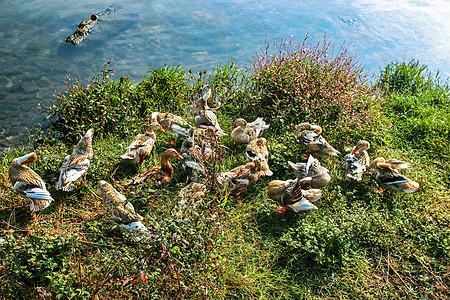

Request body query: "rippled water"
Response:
[1, 0, 450, 152]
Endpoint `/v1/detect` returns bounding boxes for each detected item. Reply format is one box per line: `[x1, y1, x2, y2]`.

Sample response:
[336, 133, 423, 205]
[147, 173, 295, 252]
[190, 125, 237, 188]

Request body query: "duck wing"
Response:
[13, 181, 54, 212]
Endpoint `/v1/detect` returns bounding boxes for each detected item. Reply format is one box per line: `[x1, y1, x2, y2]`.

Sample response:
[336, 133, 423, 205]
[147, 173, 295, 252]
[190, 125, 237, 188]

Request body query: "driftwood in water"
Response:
[65, 14, 98, 45]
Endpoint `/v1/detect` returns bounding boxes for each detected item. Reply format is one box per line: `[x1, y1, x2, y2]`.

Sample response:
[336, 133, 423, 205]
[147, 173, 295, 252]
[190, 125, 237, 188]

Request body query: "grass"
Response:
[0, 35, 449, 299]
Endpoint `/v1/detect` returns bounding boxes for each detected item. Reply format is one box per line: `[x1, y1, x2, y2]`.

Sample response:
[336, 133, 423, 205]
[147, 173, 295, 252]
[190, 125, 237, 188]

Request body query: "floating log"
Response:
[65, 14, 98, 45]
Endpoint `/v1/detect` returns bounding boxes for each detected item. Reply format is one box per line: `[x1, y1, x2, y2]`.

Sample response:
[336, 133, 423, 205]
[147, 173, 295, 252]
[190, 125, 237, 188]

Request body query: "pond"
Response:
[1, 0, 450, 153]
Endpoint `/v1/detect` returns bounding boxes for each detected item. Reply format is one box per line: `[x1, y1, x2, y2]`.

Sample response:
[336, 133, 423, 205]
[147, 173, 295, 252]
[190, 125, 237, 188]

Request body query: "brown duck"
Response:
[295, 123, 340, 157]
[56, 128, 94, 191]
[126, 148, 183, 188]
[120, 123, 164, 164]
[245, 137, 273, 176]
[9, 152, 54, 212]
[151, 112, 190, 139]
[368, 157, 419, 193]
[288, 155, 331, 189]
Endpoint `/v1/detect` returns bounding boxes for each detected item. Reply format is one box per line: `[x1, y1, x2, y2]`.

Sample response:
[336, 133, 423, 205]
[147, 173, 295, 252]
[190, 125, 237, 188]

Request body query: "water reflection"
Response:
[1, 0, 449, 153]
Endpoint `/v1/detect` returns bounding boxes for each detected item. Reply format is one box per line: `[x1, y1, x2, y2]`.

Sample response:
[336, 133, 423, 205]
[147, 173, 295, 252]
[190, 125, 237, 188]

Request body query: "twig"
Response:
[413, 253, 445, 287]
[1, 221, 30, 232]
[77, 239, 113, 248]
[90, 260, 121, 299]
[387, 249, 415, 295]
[81, 180, 103, 201]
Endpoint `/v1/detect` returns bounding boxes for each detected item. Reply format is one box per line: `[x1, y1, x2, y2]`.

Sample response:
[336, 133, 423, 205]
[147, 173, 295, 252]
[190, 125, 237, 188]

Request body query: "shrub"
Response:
[135, 65, 192, 117]
[46, 64, 195, 145]
[46, 64, 138, 144]
[248, 34, 381, 138]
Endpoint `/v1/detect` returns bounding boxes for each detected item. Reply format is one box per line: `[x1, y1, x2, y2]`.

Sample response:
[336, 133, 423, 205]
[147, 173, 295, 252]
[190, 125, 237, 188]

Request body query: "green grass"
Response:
[1, 40, 449, 299]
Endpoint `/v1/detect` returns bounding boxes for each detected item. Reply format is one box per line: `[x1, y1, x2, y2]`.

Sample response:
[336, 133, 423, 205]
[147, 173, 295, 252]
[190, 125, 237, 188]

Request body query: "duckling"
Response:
[56, 128, 94, 191]
[245, 137, 273, 176]
[120, 123, 164, 164]
[98, 180, 148, 233]
[230, 117, 269, 144]
[295, 123, 340, 157]
[267, 178, 322, 204]
[9, 152, 54, 212]
[344, 140, 370, 181]
[126, 148, 183, 189]
[288, 155, 331, 189]
[368, 157, 419, 193]
[151, 112, 190, 139]
[194, 88, 226, 136]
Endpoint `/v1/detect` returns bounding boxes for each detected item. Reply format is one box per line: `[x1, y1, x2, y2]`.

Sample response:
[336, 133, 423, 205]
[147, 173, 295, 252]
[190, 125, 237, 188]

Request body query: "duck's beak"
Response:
[158, 127, 165, 133]
[176, 153, 184, 159]
[230, 124, 236, 130]
[351, 146, 360, 154]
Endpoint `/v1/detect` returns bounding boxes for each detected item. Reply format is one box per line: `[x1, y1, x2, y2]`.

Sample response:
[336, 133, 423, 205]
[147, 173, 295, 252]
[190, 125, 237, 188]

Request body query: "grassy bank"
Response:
[0, 36, 449, 299]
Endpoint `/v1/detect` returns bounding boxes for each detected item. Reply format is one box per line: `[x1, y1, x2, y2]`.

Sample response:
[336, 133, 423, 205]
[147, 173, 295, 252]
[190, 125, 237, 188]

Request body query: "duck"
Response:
[180, 137, 206, 182]
[287, 198, 318, 212]
[344, 140, 371, 181]
[368, 157, 419, 193]
[120, 122, 164, 164]
[215, 159, 263, 194]
[227, 158, 263, 186]
[230, 117, 269, 144]
[267, 178, 322, 204]
[65, 14, 98, 45]
[245, 137, 273, 176]
[295, 123, 340, 157]
[178, 182, 207, 202]
[288, 155, 331, 189]
[194, 88, 226, 136]
[9, 152, 54, 212]
[187, 127, 222, 163]
[286, 179, 323, 212]
[126, 148, 183, 189]
[97, 180, 148, 233]
[150, 112, 190, 139]
[56, 128, 94, 191]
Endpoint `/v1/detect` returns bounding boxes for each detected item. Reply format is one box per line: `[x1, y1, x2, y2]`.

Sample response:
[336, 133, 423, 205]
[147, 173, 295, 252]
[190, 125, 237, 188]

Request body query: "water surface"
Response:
[1, 0, 450, 152]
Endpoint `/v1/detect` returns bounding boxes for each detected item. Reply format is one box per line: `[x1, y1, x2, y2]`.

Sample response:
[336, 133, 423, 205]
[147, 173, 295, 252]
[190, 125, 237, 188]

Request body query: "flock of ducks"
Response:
[8, 88, 420, 236]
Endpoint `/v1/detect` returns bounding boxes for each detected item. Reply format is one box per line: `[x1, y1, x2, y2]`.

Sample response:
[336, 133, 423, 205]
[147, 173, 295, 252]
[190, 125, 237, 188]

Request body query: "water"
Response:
[1, 0, 450, 153]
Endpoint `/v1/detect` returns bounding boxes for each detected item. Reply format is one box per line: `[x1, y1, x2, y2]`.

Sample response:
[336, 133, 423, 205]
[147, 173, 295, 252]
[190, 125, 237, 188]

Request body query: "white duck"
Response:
[9, 152, 54, 212]
[56, 128, 94, 191]
[230, 117, 269, 144]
